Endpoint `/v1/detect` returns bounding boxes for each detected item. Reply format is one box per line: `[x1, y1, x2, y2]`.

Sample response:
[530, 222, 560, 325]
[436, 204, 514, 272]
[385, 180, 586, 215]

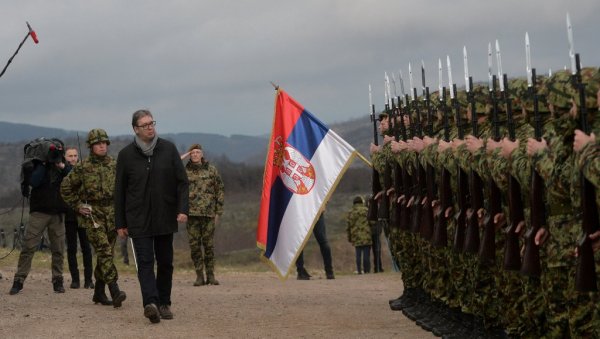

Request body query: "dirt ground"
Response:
[0, 268, 435, 339]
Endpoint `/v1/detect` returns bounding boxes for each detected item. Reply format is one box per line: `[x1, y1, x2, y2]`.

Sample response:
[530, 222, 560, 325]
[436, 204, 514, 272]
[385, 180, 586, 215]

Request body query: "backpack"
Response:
[20, 137, 65, 197]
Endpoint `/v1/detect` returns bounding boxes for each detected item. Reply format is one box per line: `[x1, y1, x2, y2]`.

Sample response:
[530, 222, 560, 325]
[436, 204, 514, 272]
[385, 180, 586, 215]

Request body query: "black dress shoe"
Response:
[84, 280, 94, 289]
[70, 281, 80, 289]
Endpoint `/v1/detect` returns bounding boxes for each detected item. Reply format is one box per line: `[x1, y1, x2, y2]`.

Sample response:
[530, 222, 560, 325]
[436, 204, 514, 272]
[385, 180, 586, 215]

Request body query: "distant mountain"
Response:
[0, 118, 373, 165]
[0, 121, 78, 143]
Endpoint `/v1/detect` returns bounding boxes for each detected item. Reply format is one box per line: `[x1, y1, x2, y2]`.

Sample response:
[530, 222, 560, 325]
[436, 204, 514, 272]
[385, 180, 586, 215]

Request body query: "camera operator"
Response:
[9, 139, 70, 295]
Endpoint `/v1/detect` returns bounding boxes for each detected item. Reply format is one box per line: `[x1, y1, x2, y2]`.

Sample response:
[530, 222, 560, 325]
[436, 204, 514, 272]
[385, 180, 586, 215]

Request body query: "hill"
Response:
[0, 117, 373, 165]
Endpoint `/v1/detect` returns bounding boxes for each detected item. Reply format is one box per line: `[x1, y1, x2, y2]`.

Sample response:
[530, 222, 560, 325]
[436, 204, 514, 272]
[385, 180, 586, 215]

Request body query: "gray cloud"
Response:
[1, 0, 598, 137]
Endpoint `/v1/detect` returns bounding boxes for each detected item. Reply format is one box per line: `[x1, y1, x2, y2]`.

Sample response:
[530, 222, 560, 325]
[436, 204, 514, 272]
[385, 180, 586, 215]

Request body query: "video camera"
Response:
[20, 137, 66, 197]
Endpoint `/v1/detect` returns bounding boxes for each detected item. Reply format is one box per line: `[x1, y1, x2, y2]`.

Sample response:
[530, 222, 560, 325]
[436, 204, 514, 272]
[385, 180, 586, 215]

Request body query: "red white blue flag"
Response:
[257, 89, 357, 279]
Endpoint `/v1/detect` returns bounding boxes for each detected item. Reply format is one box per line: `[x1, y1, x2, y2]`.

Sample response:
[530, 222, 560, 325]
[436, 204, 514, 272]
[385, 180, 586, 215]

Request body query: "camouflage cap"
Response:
[353, 196, 365, 204]
[428, 90, 440, 109]
[518, 75, 551, 113]
[455, 88, 469, 108]
[508, 77, 529, 112]
[571, 67, 600, 109]
[86, 128, 110, 147]
[471, 84, 491, 115]
[187, 143, 202, 152]
[546, 70, 575, 110]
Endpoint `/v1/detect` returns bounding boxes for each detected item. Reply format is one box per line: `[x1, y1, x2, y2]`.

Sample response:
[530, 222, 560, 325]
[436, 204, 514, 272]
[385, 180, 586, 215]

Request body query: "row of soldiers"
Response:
[370, 67, 600, 338]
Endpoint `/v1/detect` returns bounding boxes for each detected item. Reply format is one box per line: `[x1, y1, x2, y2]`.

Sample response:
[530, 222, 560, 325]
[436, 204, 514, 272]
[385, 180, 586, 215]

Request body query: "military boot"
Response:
[206, 271, 219, 285]
[108, 281, 127, 308]
[9, 280, 23, 295]
[92, 281, 113, 306]
[52, 277, 65, 293]
[194, 270, 205, 286]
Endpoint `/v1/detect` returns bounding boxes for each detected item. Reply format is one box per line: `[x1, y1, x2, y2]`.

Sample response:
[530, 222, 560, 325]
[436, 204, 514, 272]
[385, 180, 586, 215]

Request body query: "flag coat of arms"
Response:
[257, 88, 358, 279]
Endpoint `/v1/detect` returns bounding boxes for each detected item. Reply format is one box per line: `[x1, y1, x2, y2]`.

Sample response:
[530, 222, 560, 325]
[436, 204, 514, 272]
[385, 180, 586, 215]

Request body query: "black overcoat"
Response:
[114, 138, 189, 237]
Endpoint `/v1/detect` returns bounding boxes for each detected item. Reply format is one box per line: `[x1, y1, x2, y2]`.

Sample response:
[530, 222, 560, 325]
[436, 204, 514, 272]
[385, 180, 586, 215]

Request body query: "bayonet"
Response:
[567, 12, 576, 74]
[488, 42, 494, 91]
[399, 70, 407, 105]
[421, 60, 426, 98]
[391, 72, 398, 97]
[369, 84, 373, 116]
[438, 58, 443, 98]
[446, 55, 454, 99]
[496, 39, 504, 92]
[384, 78, 389, 107]
[409, 63, 415, 101]
[526, 32, 532, 87]
[385, 72, 392, 107]
[463, 46, 470, 92]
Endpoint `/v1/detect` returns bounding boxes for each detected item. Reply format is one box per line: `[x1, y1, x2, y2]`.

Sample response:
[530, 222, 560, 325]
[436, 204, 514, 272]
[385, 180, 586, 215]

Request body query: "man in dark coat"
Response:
[114, 109, 189, 324]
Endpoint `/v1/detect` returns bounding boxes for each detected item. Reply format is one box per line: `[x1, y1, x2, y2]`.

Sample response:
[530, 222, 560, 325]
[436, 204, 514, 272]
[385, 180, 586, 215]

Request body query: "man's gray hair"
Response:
[132, 109, 153, 127]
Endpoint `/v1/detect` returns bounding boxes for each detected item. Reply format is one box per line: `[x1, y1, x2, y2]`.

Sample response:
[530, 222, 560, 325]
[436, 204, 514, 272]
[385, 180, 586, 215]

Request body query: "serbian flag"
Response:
[257, 88, 358, 279]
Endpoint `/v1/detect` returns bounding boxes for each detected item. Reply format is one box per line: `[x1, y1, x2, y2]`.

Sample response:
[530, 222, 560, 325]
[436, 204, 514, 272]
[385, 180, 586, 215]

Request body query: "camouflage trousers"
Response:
[14, 212, 65, 282]
[395, 230, 418, 290]
[429, 244, 451, 304]
[542, 264, 598, 338]
[85, 219, 118, 284]
[187, 216, 216, 274]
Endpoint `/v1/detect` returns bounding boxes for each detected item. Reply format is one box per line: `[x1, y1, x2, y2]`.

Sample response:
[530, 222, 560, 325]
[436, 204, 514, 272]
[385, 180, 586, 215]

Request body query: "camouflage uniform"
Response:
[185, 154, 224, 285]
[61, 136, 117, 286]
[346, 198, 371, 273]
[61, 129, 125, 307]
[531, 70, 584, 337]
[564, 67, 600, 336]
[504, 76, 550, 338]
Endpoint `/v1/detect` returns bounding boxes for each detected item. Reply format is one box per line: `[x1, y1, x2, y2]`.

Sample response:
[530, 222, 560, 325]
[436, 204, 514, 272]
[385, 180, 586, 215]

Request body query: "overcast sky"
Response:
[1, 0, 599, 137]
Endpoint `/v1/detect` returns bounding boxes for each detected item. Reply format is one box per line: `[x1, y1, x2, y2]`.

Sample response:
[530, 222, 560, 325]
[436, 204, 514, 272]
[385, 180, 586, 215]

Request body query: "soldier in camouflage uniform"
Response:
[571, 67, 600, 335]
[61, 129, 127, 307]
[526, 69, 588, 337]
[182, 144, 224, 286]
[563, 67, 600, 337]
[370, 111, 393, 275]
[346, 196, 371, 274]
[500, 75, 550, 338]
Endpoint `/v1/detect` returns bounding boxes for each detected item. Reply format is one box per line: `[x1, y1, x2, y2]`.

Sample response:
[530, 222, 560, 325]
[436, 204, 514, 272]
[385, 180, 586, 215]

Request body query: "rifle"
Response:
[573, 52, 599, 291]
[447, 56, 469, 252]
[367, 85, 382, 222]
[465, 48, 490, 254]
[520, 67, 545, 277]
[420, 62, 435, 241]
[479, 41, 504, 263]
[76, 133, 99, 229]
[391, 74, 405, 231]
[378, 75, 393, 221]
[408, 64, 425, 235]
[396, 72, 412, 231]
[432, 58, 451, 248]
[504, 34, 531, 271]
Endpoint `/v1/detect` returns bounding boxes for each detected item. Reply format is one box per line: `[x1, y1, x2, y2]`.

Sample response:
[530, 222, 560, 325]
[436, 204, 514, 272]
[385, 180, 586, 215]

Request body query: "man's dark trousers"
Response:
[131, 234, 173, 307]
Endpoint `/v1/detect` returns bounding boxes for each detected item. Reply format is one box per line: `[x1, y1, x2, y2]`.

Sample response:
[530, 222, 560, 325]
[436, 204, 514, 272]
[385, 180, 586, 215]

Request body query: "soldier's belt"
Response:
[89, 200, 113, 207]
